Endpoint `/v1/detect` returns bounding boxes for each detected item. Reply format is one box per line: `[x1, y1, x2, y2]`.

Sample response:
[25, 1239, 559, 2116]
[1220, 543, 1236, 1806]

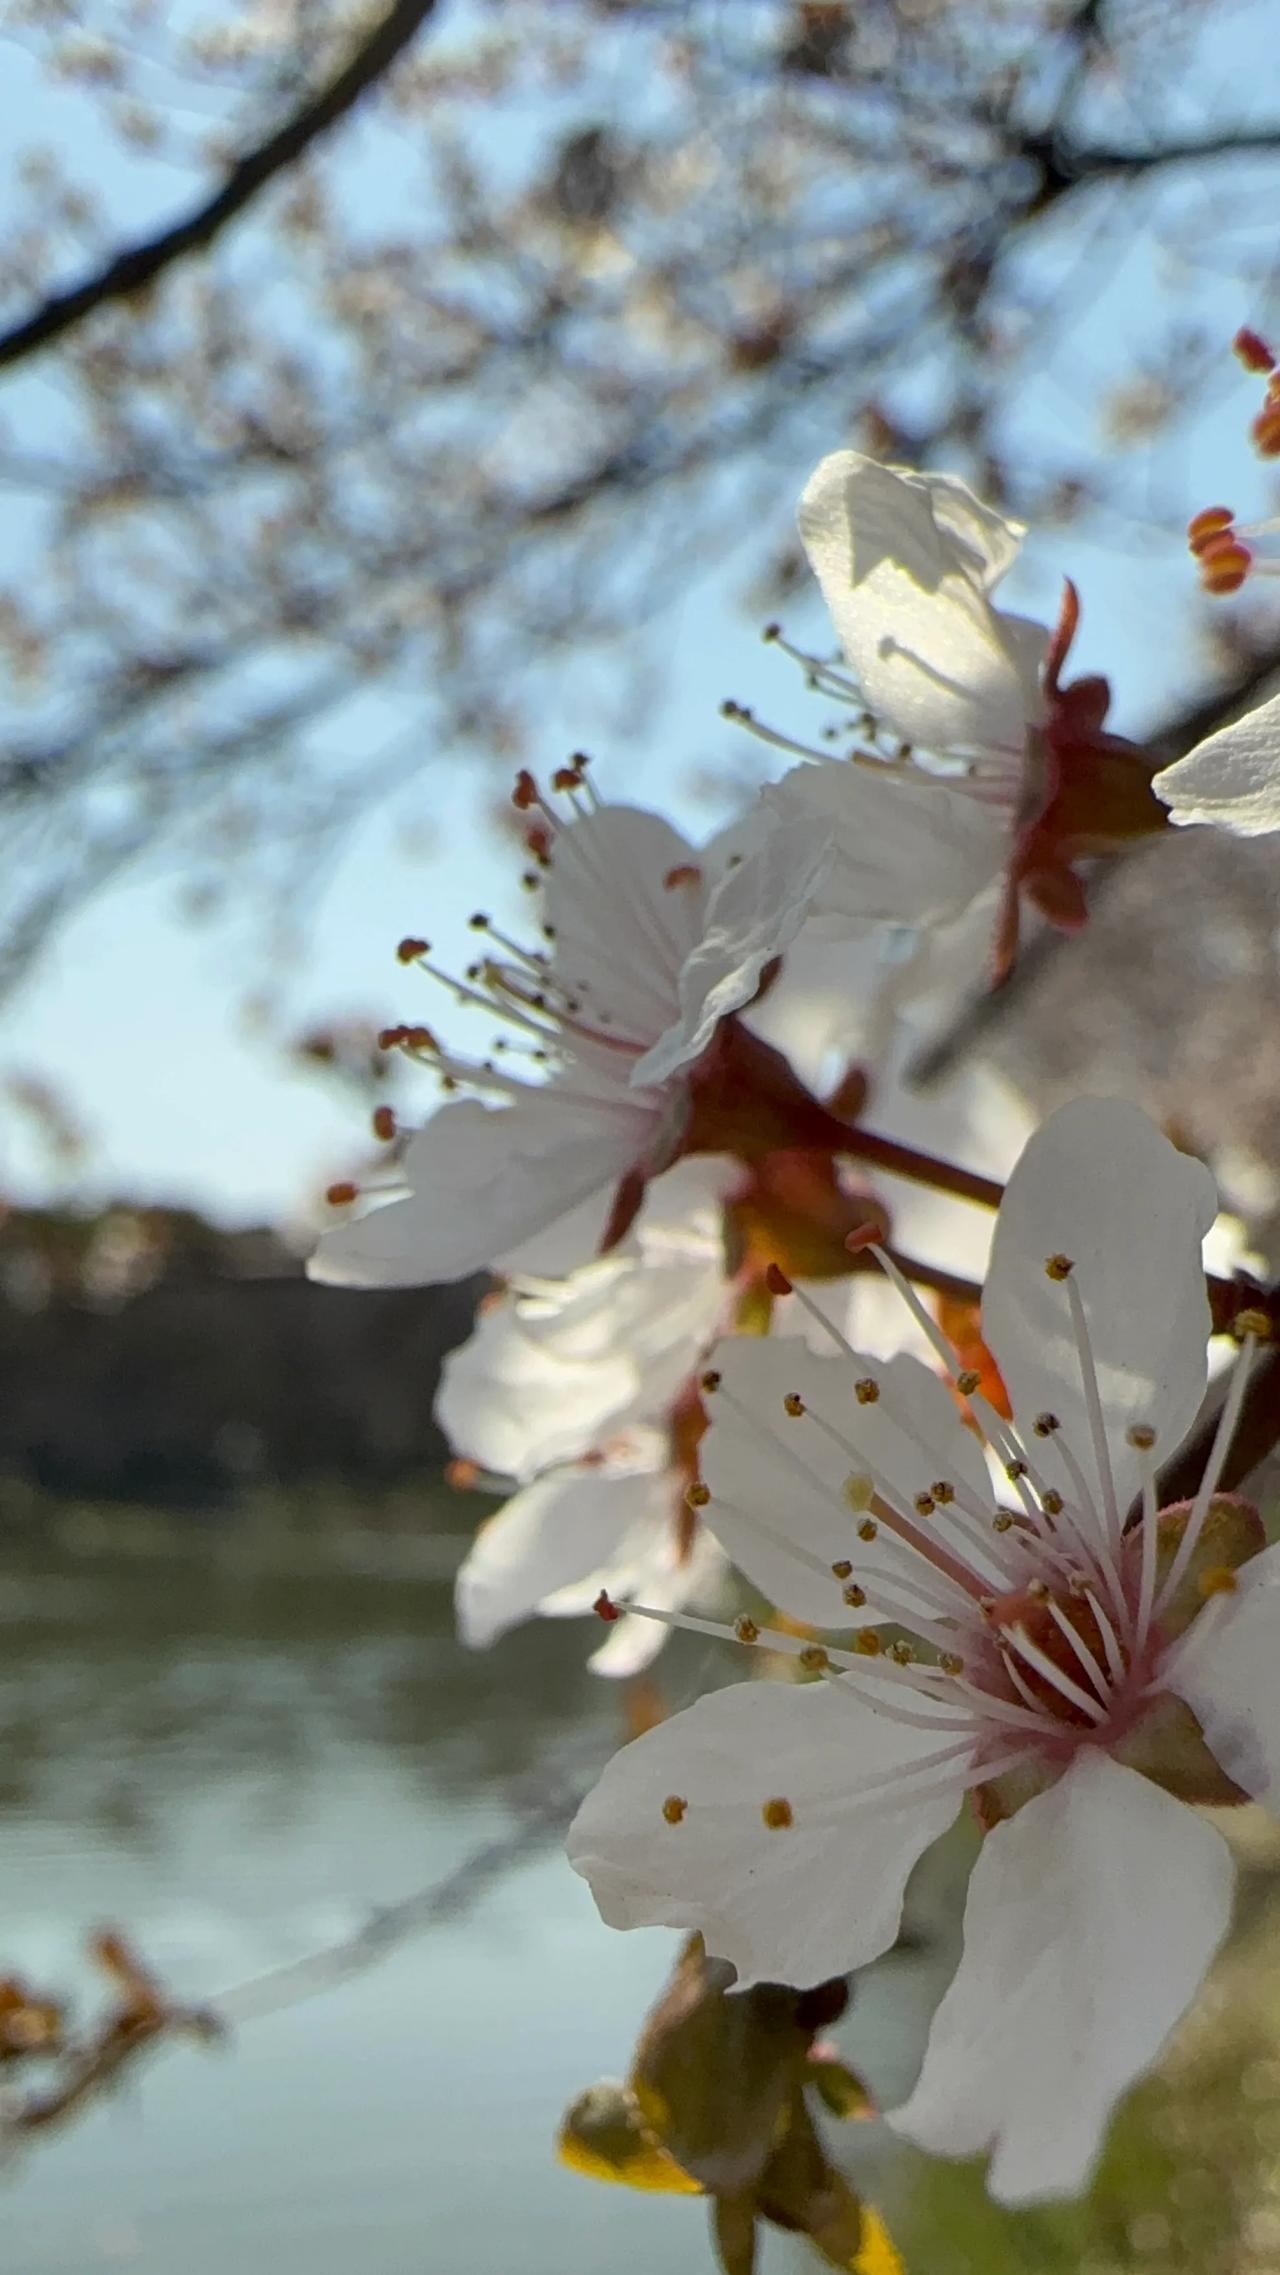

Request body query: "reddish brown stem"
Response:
[1155, 1341, 1280, 1507]
[837, 1126, 1004, 1210]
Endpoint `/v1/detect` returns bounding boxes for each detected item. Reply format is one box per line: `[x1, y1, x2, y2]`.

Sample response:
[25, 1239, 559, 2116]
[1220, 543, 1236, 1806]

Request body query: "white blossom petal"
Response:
[309, 1092, 654, 1289]
[982, 1097, 1218, 1523]
[698, 1336, 992, 1628]
[454, 1465, 672, 1652]
[542, 806, 706, 1041]
[632, 813, 834, 1086]
[1153, 692, 1280, 838]
[797, 452, 1037, 759]
[762, 760, 1005, 937]
[567, 1676, 968, 1987]
[1167, 1541, 1280, 1808]
[890, 1751, 1234, 2204]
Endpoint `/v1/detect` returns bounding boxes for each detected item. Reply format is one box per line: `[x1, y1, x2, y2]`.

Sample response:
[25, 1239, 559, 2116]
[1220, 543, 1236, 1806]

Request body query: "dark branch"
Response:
[1155, 1339, 1280, 1508]
[0, 0, 440, 373]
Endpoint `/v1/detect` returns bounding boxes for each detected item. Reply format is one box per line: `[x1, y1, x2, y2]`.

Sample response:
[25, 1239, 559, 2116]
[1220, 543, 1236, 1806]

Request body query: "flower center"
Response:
[981, 1579, 1128, 1732]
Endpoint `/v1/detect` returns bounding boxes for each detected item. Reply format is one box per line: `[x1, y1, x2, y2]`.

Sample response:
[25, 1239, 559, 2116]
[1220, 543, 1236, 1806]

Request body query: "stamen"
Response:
[1064, 1275, 1121, 1548]
[1154, 1335, 1258, 1618]
[1000, 1624, 1109, 1722]
[1044, 1598, 1111, 1703]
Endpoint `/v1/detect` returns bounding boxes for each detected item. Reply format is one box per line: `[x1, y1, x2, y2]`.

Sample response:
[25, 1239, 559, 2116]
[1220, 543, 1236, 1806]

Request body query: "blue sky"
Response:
[1, 1, 1277, 1228]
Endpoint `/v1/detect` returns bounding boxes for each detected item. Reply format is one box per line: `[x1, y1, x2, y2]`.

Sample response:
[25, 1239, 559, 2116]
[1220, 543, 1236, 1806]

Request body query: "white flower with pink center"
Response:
[308, 770, 831, 1289]
[568, 1096, 1275, 2204]
[438, 1162, 733, 1677]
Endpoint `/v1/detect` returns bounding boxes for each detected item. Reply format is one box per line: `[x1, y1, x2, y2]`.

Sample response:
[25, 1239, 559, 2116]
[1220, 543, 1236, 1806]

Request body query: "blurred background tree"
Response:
[2, 0, 1280, 990]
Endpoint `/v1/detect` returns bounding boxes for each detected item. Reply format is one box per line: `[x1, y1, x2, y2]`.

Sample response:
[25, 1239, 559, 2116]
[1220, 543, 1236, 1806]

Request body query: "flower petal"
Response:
[543, 806, 705, 1043]
[890, 1751, 1234, 2204]
[982, 1097, 1218, 1523]
[699, 1335, 992, 1628]
[1153, 692, 1280, 838]
[567, 1676, 967, 1988]
[454, 1465, 672, 1652]
[762, 760, 1004, 935]
[309, 1091, 653, 1289]
[797, 453, 1037, 759]
[1166, 1541, 1280, 1807]
[632, 812, 834, 1086]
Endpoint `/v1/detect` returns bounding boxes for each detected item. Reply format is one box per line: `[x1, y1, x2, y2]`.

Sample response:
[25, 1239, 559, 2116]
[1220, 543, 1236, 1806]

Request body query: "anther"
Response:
[842, 1475, 874, 1512]
[853, 1631, 882, 1657]
[1187, 505, 1236, 550]
[662, 1795, 688, 1824]
[1027, 1577, 1051, 1603]
[1126, 1423, 1157, 1450]
[377, 1025, 406, 1051]
[735, 1615, 761, 1643]
[856, 1518, 878, 1542]
[842, 1582, 867, 1608]
[765, 1262, 794, 1295]
[800, 1645, 830, 1673]
[957, 1370, 981, 1396]
[1006, 1459, 1028, 1481]
[372, 1105, 397, 1143]
[1045, 1254, 1074, 1281]
[831, 1559, 853, 1580]
[762, 1798, 794, 1830]
[512, 770, 539, 810]
[939, 1653, 965, 1676]
[663, 864, 703, 890]
[1198, 1567, 1239, 1599]
[992, 1512, 1015, 1533]
[700, 1370, 722, 1393]
[405, 1025, 436, 1051]
[762, 621, 781, 642]
[593, 1591, 620, 1624]
[854, 1378, 880, 1405]
[1234, 1307, 1272, 1343]
[783, 1392, 806, 1417]
[889, 1640, 915, 1665]
[325, 1181, 357, 1207]
[931, 1481, 955, 1505]
[914, 1492, 936, 1516]
[1033, 1412, 1060, 1437]
[686, 1482, 711, 1508]
[1234, 326, 1276, 373]
[1041, 1488, 1065, 1516]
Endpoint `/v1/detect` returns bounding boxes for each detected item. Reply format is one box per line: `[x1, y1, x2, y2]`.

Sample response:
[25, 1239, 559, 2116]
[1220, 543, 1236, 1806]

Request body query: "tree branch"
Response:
[0, 0, 440, 373]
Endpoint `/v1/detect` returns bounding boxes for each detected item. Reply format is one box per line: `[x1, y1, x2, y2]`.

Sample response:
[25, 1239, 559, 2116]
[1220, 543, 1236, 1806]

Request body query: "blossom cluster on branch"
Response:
[306, 434, 1280, 2250]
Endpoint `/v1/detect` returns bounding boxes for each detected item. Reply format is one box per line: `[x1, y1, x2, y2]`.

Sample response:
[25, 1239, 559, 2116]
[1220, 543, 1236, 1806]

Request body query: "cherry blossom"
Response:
[1154, 687, 1280, 837]
[308, 773, 836, 1291]
[440, 1163, 732, 1676]
[568, 1096, 1273, 2203]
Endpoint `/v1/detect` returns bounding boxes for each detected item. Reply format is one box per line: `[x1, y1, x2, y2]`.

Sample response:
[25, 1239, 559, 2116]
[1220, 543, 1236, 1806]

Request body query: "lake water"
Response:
[2, 1523, 1277, 2275]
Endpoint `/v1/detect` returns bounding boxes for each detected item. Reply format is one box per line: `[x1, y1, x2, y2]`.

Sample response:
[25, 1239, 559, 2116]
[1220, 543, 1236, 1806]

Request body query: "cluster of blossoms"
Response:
[309, 413, 1280, 2229]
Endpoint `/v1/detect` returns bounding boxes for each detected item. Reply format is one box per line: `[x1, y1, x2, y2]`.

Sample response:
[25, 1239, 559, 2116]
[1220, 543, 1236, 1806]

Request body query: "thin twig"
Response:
[0, 0, 441, 373]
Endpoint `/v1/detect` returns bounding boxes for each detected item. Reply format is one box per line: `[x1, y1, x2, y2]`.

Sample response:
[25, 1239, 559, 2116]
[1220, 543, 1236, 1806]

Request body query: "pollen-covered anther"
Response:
[1252, 408, 1280, 460]
[663, 863, 703, 890]
[854, 1377, 880, 1405]
[842, 1581, 867, 1608]
[890, 1640, 915, 1665]
[853, 1631, 883, 1658]
[372, 1105, 397, 1143]
[939, 1652, 965, 1676]
[956, 1369, 981, 1396]
[842, 1474, 874, 1513]
[1187, 505, 1237, 553]
[686, 1481, 711, 1508]
[405, 1025, 438, 1053]
[512, 769, 539, 811]
[325, 1181, 358, 1207]
[1033, 1412, 1060, 1438]
[762, 1797, 794, 1830]
[1027, 1577, 1051, 1603]
[992, 1512, 1015, 1533]
[662, 1795, 688, 1825]
[931, 1481, 955, 1505]
[1041, 1488, 1065, 1517]
[783, 1392, 807, 1417]
[1197, 535, 1253, 594]
[700, 1370, 722, 1394]
[1126, 1422, 1157, 1450]
[1233, 1307, 1273, 1343]
[1044, 1253, 1074, 1282]
[914, 1492, 936, 1517]
[765, 1262, 794, 1295]
[1234, 326, 1277, 373]
[1006, 1459, 1028, 1481]
[856, 1518, 878, 1543]
[832, 1559, 853, 1579]
[800, 1645, 830, 1673]
[593, 1590, 621, 1624]
[1198, 1566, 1240, 1600]
[396, 936, 429, 964]
[735, 1615, 761, 1643]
